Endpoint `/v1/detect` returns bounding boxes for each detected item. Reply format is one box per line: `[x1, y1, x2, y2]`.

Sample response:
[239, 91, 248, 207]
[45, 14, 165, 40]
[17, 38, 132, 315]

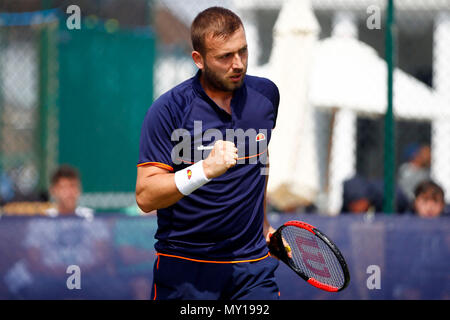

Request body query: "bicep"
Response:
[136, 164, 182, 212]
[136, 165, 171, 190]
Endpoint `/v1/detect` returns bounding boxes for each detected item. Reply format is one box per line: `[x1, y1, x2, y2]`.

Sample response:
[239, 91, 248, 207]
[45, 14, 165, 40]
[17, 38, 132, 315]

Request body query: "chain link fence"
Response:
[0, 12, 49, 206]
[0, 0, 449, 216]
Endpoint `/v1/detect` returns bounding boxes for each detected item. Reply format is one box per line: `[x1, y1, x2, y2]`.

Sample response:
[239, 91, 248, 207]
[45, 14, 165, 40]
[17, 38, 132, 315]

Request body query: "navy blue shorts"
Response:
[151, 253, 280, 300]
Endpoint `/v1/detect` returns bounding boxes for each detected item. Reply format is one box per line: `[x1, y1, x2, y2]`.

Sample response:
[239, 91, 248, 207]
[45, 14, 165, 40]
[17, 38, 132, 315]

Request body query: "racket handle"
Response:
[268, 230, 285, 260]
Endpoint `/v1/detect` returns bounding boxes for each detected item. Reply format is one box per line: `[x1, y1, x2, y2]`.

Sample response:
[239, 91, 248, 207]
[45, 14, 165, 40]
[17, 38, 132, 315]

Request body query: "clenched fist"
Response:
[202, 140, 238, 179]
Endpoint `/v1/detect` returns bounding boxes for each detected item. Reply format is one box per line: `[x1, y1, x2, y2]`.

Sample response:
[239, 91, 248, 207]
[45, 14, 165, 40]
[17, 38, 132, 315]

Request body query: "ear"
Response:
[192, 50, 204, 70]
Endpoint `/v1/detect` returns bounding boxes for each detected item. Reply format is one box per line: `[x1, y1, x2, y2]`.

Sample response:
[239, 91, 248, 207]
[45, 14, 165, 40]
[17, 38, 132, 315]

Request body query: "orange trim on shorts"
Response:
[153, 284, 157, 300]
[156, 252, 270, 264]
[156, 255, 160, 270]
[137, 162, 174, 172]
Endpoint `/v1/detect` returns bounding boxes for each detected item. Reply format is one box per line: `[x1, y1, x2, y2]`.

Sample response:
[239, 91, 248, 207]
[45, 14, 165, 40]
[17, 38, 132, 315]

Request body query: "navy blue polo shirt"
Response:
[138, 70, 279, 261]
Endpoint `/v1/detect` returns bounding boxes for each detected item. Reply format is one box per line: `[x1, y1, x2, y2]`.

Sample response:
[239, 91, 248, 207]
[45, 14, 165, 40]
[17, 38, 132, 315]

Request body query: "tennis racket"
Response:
[268, 220, 350, 292]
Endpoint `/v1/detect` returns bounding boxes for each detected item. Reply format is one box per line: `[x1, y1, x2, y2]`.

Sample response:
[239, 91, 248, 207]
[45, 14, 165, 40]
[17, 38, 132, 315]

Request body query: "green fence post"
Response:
[383, 0, 396, 214]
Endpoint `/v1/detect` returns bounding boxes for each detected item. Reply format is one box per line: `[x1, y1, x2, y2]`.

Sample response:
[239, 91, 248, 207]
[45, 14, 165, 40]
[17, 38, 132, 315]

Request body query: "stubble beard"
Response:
[203, 62, 246, 92]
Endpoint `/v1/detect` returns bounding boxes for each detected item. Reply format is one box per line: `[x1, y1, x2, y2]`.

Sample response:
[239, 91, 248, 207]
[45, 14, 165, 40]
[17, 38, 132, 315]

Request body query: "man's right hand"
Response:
[202, 140, 238, 179]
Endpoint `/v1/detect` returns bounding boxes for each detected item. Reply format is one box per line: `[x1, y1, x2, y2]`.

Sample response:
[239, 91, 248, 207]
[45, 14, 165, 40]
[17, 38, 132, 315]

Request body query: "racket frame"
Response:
[269, 220, 350, 292]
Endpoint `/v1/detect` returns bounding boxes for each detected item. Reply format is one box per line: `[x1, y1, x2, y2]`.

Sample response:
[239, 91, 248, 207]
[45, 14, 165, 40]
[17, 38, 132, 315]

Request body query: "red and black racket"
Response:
[269, 220, 350, 292]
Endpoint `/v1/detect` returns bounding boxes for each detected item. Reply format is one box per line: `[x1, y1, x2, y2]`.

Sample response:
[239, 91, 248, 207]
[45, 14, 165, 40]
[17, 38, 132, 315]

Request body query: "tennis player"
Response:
[136, 7, 280, 300]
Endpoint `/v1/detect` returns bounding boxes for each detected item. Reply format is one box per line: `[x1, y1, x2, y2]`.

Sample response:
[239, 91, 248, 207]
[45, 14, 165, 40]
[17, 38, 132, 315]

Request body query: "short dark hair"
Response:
[414, 180, 445, 202]
[191, 6, 243, 55]
[50, 165, 79, 186]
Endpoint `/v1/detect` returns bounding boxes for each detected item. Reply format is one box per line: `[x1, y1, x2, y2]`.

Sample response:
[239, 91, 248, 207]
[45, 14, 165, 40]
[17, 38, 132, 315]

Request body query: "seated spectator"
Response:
[46, 164, 93, 219]
[341, 175, 374, 214]
[341, 175, 409, 214]
[412, 180, 446, 218]
[398, 144, 431, 202]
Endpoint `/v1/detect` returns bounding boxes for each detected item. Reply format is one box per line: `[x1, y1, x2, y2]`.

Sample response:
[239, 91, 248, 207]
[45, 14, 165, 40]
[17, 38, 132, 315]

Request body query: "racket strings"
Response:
[282, 226, 345, 289]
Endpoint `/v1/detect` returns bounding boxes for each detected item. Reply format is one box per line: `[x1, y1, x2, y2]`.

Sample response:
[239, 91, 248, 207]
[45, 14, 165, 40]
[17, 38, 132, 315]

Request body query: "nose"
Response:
[232, 53, 244, 70]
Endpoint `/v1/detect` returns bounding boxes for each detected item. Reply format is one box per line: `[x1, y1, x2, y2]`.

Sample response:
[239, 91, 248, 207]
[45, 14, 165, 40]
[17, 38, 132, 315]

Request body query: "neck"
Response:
[200, 75, 233, 114]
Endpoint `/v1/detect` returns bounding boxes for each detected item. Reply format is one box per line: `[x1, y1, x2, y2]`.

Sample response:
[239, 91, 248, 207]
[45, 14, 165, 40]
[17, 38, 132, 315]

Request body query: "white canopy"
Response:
[261, 0, 321, 210]
[309, 36, 450, 120]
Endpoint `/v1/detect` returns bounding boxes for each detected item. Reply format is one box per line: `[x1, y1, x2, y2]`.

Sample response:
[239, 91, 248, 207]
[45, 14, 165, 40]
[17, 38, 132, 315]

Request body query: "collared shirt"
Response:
[138, 70, 279, 261]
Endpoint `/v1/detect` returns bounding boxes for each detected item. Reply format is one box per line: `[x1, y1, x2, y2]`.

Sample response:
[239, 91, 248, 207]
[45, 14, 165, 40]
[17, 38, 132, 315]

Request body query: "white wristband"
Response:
[174, 160, 211, 196]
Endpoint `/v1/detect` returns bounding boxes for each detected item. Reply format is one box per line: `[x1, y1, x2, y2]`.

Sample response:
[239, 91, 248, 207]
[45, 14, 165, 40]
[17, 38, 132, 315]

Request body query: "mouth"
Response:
[230, 74, 243, 82]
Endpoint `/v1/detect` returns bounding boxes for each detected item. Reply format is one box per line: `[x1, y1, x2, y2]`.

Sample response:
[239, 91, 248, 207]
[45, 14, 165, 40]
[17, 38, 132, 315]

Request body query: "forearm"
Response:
[136, 173, 183, 213]
[136, 140, 238, 213]
[263, 211, 272, 231]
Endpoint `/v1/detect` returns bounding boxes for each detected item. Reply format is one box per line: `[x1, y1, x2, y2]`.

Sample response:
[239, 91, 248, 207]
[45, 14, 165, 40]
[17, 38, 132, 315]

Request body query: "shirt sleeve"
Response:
[261, 79, 280, 129]
[137, 100, 176, 172]
[271, 83, 280, 129]
[245, 76, 280, 129]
